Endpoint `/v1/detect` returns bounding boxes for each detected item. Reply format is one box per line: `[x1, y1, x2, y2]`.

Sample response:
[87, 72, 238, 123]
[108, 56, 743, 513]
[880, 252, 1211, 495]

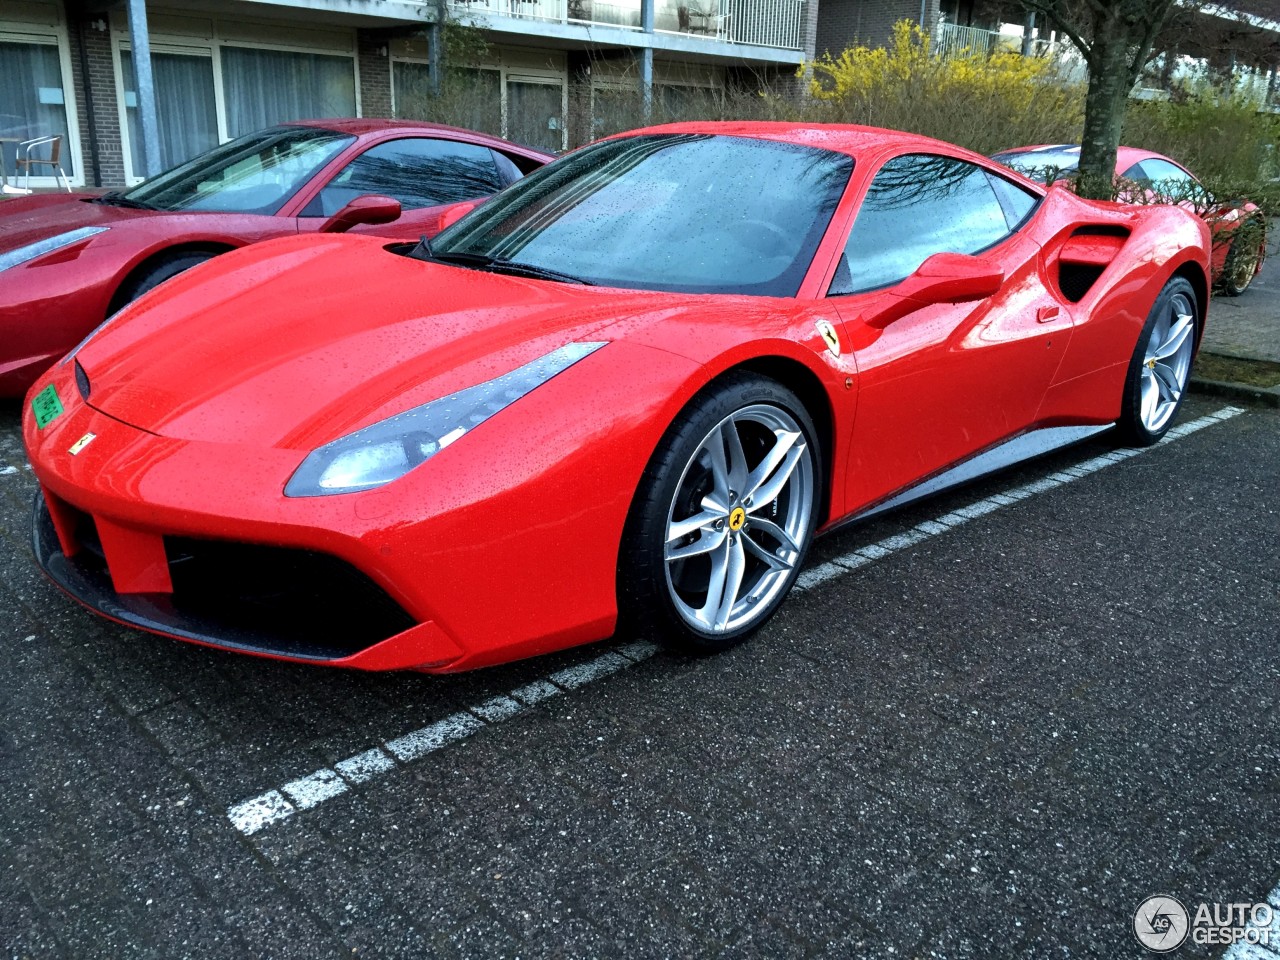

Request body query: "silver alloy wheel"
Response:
[1139, 291, 1195, 434]
[663, 404, 814, 634]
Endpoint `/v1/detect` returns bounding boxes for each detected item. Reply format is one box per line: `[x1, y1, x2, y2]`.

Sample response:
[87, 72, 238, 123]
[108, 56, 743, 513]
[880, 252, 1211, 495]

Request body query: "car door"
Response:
[295, 136, 512, 240]
[828, 153, 1074, 512]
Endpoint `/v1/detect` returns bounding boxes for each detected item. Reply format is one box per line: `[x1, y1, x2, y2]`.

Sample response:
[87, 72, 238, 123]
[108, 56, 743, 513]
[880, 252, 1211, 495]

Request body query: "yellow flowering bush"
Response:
[806, 20, 1086, 155]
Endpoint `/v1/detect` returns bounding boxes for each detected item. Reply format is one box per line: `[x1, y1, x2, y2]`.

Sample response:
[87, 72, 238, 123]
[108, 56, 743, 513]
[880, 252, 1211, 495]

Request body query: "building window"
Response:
[506, 76, 565, 152]
[221, 46, 357, 138]
[391, 59, 431, 117]
[120, 49, 218, 175]
[0, 36, 75, 182]
[394, 60, 504, 141]
[115, 23, 359, 183]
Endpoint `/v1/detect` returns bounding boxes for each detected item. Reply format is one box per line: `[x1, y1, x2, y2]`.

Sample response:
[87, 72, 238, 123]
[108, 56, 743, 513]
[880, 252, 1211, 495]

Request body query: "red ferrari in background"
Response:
[992, 143, 1266, 295]
[0, 119, 551, 395]
[23, 123, 1211, 673]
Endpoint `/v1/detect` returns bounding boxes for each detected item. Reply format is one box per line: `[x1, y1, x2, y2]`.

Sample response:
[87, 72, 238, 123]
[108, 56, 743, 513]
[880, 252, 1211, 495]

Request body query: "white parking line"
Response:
[226, 406, 1245, 836]
[794, 406, 1245, 594]
[227, 640, 660, 835]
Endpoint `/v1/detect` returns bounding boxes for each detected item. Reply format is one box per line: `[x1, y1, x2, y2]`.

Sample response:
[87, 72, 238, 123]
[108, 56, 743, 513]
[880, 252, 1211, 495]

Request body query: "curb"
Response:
[1190, 375, 1280, 408]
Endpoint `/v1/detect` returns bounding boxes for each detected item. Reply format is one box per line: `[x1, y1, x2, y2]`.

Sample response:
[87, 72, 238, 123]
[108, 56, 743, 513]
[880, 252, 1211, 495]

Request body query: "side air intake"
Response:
[1055, 225, 1131, 303]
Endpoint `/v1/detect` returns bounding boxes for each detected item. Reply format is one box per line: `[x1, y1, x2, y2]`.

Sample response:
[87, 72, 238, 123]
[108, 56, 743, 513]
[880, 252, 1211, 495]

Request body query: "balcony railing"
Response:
[934, 21, 1054, 59]
[447, 0, 804, 49]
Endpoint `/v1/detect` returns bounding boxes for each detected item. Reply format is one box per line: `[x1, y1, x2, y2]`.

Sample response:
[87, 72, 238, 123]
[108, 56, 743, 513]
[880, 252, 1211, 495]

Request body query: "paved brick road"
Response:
[2, 394, 1277, 959]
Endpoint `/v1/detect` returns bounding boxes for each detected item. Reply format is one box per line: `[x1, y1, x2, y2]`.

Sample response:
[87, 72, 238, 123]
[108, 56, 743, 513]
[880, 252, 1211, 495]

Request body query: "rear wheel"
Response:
[1116, 277, 1198, 447]
[1221, 231, 1264, 296]
[619, 374, 820, 654]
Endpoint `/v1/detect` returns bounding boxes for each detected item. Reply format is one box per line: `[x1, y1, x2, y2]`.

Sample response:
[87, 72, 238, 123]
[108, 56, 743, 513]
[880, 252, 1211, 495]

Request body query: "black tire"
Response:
[1220, 230, 1264, 297]
[1116, 276, 1199, 447]
[116, 251, 217, 307]
[618, 373, 821, 655]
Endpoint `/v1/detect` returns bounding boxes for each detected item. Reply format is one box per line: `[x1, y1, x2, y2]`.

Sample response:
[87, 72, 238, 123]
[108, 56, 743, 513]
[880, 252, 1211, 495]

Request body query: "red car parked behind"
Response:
[992, 144, 1265, 296]
[0, 119, 552, 396]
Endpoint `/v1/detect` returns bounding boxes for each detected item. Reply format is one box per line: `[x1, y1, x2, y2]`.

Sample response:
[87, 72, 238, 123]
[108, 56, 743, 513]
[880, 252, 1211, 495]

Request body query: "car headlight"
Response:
[0, 226, 108, 273]
[284, 342, 607, 497]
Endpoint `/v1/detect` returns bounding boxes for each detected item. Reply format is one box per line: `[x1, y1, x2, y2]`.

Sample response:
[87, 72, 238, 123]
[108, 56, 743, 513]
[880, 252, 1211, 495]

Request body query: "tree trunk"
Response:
[1076, 35, 1132, 200]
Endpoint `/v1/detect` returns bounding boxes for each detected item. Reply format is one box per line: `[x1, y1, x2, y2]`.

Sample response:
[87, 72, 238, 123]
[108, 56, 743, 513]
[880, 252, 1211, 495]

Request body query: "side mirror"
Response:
[866, 253, 1004, 328]
[319, 194, 402, 234]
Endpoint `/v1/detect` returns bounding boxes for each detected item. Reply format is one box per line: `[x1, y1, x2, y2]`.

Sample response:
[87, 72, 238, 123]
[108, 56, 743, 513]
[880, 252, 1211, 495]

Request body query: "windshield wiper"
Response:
[91, 191, 160, 211]
[424, 250, 593, 285]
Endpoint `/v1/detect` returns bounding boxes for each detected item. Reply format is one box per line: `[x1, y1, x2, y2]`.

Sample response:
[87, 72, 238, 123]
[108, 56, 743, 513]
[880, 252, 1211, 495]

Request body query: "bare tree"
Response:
[1017, 0, 1179, 197]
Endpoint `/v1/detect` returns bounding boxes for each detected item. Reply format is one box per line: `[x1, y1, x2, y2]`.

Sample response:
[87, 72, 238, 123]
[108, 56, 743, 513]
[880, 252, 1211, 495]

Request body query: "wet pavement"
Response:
[2, 392, 1278, 959]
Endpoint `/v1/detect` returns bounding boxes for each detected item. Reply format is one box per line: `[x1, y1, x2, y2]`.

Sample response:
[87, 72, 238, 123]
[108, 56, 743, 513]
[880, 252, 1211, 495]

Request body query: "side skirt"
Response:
[840, 423, 1115, 527]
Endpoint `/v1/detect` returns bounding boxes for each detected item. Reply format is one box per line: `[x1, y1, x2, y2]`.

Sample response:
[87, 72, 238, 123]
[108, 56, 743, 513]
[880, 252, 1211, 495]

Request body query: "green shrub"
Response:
[806, 20, 1086, 155]
[1123, 85, 1279, 184]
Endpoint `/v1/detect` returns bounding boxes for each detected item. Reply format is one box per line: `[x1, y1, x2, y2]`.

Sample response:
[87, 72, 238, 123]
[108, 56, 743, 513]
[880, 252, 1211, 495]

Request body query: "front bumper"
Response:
[20, 351, 651, 671]
[32, 492, 421, 663]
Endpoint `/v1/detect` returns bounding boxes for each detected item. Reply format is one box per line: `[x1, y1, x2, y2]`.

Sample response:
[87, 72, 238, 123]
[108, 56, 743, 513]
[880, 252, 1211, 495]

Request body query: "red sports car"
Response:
[23, 123, 1211, 672]
[0, 119, 551, 396]
[992, 143, 1265, 295]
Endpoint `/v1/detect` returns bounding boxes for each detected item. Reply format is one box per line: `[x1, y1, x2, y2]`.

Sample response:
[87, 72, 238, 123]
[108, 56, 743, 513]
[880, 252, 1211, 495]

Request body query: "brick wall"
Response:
[817, 0, 940, 58]
[357, 31, 394, 119]
[67, 17, 126, 187]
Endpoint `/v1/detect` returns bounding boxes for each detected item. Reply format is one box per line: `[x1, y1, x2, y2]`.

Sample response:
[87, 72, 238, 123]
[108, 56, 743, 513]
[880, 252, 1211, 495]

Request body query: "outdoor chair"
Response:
[16, 135, 72, 193]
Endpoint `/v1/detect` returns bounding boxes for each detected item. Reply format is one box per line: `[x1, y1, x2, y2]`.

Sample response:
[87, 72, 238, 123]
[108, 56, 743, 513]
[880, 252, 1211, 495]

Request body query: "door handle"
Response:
[1036, 306, 1061, 323]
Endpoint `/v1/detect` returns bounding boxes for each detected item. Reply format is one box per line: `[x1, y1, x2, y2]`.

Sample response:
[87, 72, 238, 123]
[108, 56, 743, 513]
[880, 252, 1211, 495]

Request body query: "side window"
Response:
[490, 149, 525, 185]
[302, 138, 505, 217]
[830, 154, 1016, 296]
[1121, 161, 1149, 182]
[1136, 157, 1198, 192]
[985, 171, 1039, 230]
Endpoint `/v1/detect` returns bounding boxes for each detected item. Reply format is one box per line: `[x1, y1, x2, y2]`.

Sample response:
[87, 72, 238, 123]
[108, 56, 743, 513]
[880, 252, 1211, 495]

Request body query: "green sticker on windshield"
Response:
[32, 384, 64, 429]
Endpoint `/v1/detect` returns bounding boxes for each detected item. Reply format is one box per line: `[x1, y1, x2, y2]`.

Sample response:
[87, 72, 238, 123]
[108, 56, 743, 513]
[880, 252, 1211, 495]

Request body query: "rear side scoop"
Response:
[1059, 232, 1128, 268]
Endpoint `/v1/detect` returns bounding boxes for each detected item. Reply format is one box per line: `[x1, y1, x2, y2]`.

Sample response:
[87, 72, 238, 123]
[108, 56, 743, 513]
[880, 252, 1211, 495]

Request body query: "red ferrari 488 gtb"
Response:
[24, 123, 1211, 672]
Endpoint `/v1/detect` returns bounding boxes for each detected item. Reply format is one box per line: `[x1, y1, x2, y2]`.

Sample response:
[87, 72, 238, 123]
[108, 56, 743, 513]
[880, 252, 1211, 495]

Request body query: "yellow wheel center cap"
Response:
[728, 507, 747, 532]
[1147, 359, 1157, 369]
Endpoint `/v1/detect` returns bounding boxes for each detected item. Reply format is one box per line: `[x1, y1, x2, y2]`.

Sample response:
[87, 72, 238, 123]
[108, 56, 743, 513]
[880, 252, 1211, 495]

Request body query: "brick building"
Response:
[1, 0, 816, 189]
[816, 0, 938, 58]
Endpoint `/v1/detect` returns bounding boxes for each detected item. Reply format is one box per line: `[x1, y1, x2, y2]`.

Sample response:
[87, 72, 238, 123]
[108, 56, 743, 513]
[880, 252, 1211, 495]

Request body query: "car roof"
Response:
[619, 121, 984, 160]
[283, 118, 555, 159]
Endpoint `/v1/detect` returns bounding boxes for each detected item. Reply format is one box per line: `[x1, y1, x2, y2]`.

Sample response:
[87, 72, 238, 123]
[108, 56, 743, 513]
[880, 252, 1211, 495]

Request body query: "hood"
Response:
[75, 235, 684, 450]
[0, 194, 155, 252]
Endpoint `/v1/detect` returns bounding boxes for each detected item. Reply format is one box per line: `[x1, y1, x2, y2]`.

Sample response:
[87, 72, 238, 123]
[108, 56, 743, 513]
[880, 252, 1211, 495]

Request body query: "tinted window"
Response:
[830, 154, 1014, 295]
[490, 149, 525, 185]
[430, 134, 854, 297]
[303, 137, 504, 216]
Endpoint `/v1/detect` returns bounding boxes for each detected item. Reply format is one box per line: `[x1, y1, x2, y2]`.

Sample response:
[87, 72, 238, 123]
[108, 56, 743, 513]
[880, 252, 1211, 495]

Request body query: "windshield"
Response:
[429, 133, 854, 296]
[991, 146, 1080, 183]
[120, 125, 354, 214]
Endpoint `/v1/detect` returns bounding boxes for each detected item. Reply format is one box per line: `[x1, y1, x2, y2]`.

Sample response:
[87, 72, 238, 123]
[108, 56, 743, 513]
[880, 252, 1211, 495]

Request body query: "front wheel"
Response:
[1116, 277, 1198, 447]
[116, 251, 217, 307]
[619, 374, 820, 655]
